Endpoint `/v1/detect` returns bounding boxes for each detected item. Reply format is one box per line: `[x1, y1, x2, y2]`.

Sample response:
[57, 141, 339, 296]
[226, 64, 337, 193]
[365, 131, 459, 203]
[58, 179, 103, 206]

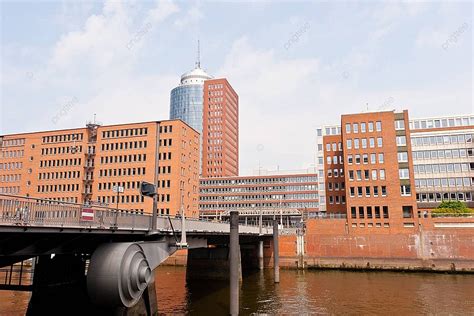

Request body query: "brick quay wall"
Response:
[279, 217, 474, 272]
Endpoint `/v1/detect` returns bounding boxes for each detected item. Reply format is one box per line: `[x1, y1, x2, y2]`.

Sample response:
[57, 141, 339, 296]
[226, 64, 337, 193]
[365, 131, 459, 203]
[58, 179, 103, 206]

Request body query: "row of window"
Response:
[410, 116, 473, 130]
[347, 153, 386, 165]
[98, 181, 142, 191]
[415, 177, 472, 188]
[38, 171, 81, 180]
[199, 193, 318, 202]
[350, 205, 390, 219]
[159, 125, 173, 133]
[200, 184, 318, 194]
[328, 194, 346, 204]
[1, 138, 25, 147]
[200, 177, 318, 186]
[348, 169, 386, 181]
[40, 158, 82, 168]
[346, 137, 383, 150]
[43, 133, 83, 143]
[37, 184, 80, 193]
[42, 145, 83, 156]
[100, 141, 147, 151]
[98, 167, 146, 177]
[0, 150, 24, 159]
[100, 154, 147, 164]
[345, 121, 382, 134]
[0, 186, 20, 194]
[199, 201, 319, 209]
[414, 163, 473, 174]
[412, 149, 473, 160]
[0, 162, 23, 171]
[327, 182, 345, 191]
[416, 192, 472, 203]
[159, 139, 173, 147]
[97, 195, 145, 204]
[349, 185, 388, 197]
[0, 174, 20, 182]
[411, 134, 473, 147]
[101, 128, 148, 139]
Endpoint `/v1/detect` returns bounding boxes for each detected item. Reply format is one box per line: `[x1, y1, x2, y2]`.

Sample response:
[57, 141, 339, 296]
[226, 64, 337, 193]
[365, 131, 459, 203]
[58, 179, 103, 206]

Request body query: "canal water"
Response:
[1, 266, 473, 315]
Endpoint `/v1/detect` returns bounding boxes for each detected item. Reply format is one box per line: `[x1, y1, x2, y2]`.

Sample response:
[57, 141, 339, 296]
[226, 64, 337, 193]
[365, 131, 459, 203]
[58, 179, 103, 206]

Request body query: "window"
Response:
[368, 122, 374, 132]
[356, 170, 362, 180]
[362, 138, 367, 149]
[350, 187, 355, 197]
[399, 168, 409, 179]
[355, 155, 361, 164]
[363, 154, 368, 164]
[370, 153, 376, 164]
[360, 123, 366, 133]
[372, 170, 377, 180]
[396, 136, 407, 146]
[354, 139, 360, 149]
[365, 186, 371, 197]
[379, 169, 385, 180]
[369, 138, 375, 148]
[345, 123, 351, 133]
[403, 206, 413, 219]
[351, 207, 356, 218]
[349, 170, 354, 180]
[373, 186, 379, 196]
[357, 187, 363, 197]
[395, 120, 405, 130]
[347, 139, 352, 149]
[332, 143, 337, 151]
[353, 123, 359, 133]
[378, 153, 384, 163]
[397, 152, 408, 162]
[376, 121, 382, 131]
[383, 206, 389, 218]
[326, 144, 331, 151]
[400, 185, 411, 196]
[348, 155, 353, 164]
[381, 186, 387, 196]
[377, 137, 383, 148]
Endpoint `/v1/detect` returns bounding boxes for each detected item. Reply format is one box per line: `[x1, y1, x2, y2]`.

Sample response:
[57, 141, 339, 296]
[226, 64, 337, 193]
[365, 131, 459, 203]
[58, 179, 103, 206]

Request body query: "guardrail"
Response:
[0, 194, 275, 235]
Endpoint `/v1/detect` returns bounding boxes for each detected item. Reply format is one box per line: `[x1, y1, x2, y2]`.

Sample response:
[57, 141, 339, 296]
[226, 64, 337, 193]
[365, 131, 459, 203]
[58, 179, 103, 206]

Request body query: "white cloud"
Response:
[174, 2, 203, 29]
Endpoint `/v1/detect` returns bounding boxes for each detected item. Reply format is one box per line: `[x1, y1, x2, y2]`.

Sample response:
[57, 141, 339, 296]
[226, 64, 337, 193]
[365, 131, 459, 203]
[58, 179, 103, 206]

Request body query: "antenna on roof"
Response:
[195, 39, 201, 68]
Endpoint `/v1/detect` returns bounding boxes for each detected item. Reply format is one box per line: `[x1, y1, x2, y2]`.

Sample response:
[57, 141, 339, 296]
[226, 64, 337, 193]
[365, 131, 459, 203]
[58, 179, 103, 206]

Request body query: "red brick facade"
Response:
[202, 78, 239, 177]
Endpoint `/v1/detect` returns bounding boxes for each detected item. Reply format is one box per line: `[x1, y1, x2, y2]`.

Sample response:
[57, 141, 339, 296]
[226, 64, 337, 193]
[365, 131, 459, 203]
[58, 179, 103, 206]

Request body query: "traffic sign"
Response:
[81, 208, 94, 221]
[113, 185, 124, 193]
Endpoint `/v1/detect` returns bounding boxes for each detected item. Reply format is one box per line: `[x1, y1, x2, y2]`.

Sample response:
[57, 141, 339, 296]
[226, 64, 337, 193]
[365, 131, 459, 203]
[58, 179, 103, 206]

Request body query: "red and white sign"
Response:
[81, 208, 94, 221]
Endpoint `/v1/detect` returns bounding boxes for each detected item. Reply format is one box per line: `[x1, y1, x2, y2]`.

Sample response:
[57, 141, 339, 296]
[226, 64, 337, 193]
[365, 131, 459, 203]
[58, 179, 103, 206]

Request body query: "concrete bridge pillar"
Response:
[186, 247, 242, 281]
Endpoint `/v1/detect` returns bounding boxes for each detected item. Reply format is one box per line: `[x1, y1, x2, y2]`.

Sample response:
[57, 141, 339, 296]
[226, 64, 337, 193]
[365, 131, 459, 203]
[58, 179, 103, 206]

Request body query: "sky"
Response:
[1, 0, 473, 175]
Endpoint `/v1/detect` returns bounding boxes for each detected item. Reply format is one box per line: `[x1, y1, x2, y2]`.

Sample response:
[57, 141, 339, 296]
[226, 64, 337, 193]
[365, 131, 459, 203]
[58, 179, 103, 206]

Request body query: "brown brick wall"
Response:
[202, 78, 239, 177]
[0, 119, 200, 217]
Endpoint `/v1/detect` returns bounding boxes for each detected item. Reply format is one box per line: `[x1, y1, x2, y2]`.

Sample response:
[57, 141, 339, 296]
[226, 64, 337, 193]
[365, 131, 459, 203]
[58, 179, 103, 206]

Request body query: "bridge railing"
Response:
[0, 194, 152, 231]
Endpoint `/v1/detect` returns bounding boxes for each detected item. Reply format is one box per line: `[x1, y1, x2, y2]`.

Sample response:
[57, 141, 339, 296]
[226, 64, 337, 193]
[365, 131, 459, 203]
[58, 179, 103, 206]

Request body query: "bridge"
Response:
[0, 194, 281, 315]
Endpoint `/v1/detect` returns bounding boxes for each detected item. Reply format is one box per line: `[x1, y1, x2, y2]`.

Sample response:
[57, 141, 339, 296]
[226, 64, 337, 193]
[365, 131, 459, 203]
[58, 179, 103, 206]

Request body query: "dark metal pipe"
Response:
[229, 211, 239, 315]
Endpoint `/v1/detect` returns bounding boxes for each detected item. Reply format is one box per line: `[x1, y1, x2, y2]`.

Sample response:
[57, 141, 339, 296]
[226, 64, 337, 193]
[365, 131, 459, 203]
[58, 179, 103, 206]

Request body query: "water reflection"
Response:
[1, 267, 473, 315]
[156, 267, 474, 315]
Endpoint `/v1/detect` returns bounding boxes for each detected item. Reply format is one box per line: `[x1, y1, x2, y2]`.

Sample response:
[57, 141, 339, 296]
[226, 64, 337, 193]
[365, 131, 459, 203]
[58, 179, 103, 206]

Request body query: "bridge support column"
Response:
[27, 254, 98, 315]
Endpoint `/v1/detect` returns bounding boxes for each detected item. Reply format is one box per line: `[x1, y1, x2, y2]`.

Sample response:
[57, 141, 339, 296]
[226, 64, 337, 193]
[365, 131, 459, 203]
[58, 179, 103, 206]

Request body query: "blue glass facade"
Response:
[169, 85, 204, 136]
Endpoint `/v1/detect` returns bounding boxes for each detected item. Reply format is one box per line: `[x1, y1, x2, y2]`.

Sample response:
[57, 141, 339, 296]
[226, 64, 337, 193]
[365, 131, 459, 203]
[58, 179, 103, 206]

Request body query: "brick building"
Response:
[316, 110, 473, 230]
[202, 78, 239, 177]
[0, 119, 200, 217]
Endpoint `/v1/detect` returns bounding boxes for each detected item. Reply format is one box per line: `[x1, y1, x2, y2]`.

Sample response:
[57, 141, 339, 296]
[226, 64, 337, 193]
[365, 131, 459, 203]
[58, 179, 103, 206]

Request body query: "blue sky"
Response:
[1, 0, 472, 175]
